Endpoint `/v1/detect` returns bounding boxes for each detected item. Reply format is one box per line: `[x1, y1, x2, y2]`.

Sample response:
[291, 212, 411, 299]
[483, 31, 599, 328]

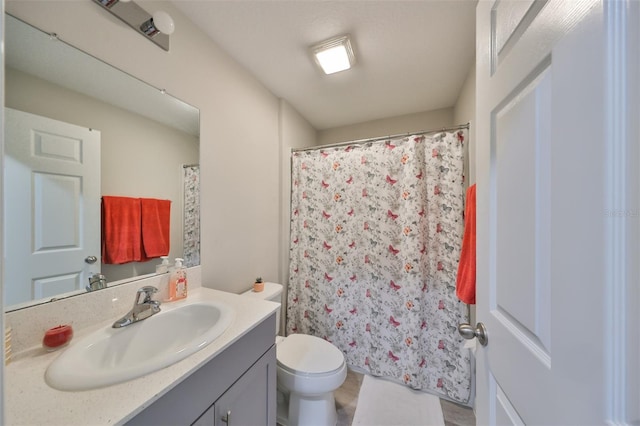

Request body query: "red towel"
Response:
[102, 196, 143, 264]
[140, 198, 171, 258]
[456, 184, 476, 304]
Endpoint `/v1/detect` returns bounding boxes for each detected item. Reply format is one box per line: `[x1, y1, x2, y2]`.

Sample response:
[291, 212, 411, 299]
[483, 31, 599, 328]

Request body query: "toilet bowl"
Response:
[243, 283, 347, 426]
[276, 333, 347, 425]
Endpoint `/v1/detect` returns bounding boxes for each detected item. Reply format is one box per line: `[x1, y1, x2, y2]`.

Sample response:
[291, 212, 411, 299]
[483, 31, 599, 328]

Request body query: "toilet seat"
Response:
[277, 334, 344, 376]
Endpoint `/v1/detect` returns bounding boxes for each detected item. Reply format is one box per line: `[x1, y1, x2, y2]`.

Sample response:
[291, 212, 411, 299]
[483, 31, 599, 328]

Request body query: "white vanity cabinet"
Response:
[127, 314, 277, 426]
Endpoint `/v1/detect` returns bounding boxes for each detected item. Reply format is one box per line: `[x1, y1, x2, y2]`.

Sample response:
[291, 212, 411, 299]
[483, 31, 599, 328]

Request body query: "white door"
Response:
[4, 108, 100, 307]
[475, 0, 639, 424]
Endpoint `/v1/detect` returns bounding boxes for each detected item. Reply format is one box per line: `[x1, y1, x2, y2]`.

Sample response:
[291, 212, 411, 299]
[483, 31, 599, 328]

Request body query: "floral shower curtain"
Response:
[287, 130, 471, 404]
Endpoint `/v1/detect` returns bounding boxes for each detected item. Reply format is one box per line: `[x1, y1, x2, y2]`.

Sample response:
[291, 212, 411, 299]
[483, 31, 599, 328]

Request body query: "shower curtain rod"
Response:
[292, 122, 469, 153]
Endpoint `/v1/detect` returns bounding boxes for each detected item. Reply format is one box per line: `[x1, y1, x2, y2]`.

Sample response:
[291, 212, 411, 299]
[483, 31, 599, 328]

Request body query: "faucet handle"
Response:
[136, 286, 159, 304]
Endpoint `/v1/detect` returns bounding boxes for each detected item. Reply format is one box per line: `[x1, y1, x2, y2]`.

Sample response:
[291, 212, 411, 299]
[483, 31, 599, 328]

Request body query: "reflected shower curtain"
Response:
[183, 164, 200, 268]
[287, 130, 471, 404]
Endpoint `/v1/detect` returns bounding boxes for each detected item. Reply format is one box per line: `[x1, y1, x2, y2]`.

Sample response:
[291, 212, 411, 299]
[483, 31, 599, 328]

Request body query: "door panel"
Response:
[32, 273, 81, 300]
[495, 382, 524, 426]
[492, 0, 546, 70]
[494, 64, 551, 355]
[4, 108, 100, 306]
[493, 0, 535, 55]
[34, 172, 81, 249]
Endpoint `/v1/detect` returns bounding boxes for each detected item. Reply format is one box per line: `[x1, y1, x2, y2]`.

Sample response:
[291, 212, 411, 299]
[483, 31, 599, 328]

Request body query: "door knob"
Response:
[85, 256, 98, 264]
[458, 322, 488, 346]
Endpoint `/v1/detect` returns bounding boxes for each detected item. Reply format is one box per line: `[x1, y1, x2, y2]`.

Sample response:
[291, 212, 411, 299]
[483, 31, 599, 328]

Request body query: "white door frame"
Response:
[0, 1, 5, 422]
[602, 0, 640, 421]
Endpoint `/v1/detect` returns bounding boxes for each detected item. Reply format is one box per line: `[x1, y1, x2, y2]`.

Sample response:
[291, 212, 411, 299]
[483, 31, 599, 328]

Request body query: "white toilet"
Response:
[243, 282, 347, 426]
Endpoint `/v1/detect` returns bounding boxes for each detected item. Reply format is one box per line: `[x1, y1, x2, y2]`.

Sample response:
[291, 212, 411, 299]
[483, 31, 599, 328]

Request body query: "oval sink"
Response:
[45, 300, 235, 391]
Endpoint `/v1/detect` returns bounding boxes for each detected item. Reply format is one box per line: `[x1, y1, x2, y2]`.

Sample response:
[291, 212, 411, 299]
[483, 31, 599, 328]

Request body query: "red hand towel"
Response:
[102, 196, 143, 264]
[456, 184, 476, 304]
[140, 198, 171, 259]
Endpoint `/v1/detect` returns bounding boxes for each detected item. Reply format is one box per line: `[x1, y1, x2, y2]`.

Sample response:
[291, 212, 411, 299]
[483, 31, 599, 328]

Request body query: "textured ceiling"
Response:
[172, 1, 477, 130]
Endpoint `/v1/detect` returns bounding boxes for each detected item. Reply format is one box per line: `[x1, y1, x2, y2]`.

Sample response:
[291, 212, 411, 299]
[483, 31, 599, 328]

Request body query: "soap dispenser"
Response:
[168, 258, 187, 301]
[156, 256, 170, 274]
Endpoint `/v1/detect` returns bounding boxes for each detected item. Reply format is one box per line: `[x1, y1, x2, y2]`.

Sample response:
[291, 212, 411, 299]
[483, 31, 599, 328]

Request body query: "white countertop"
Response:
[5, 287, 279, 426]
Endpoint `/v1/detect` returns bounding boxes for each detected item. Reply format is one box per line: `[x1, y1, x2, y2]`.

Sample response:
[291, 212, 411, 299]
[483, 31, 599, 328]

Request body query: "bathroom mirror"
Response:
[3, 14, 200, 312]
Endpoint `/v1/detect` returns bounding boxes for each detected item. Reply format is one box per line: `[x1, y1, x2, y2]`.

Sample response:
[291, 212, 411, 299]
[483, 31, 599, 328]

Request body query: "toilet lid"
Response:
[277, 334, 344, 375]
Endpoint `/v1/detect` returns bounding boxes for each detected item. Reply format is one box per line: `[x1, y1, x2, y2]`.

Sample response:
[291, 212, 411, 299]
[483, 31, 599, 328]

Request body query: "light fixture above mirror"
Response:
[93, 0, 174, 51]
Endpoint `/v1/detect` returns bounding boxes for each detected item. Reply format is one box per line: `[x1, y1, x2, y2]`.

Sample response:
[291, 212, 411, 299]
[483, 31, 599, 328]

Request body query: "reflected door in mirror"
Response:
[4, 108, 101, 306]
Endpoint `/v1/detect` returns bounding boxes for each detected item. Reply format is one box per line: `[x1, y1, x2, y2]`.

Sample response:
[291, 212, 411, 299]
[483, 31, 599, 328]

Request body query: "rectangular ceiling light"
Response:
[311, 35, 355, 75]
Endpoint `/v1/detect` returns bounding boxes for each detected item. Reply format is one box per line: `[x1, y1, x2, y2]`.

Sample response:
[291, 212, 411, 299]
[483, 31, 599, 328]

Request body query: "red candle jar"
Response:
[43, 325, 73, 351]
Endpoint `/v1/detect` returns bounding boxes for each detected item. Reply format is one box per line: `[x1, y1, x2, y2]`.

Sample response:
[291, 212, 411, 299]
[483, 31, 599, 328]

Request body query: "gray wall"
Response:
[452, 60, 476, 329]
[317, 107, 454, 146]
[278, 99, 317, 332]
[453, 61, 476, 185]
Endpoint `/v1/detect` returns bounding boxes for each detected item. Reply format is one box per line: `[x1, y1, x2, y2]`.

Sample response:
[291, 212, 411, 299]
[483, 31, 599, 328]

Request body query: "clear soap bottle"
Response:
[168, 258, 187, 301]
[156, 256, 170, 274]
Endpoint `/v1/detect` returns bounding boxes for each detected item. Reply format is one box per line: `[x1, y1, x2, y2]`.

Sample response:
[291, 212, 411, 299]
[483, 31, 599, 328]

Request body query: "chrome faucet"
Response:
[86, 273, 107, 292]
[112, 286, 161, 328]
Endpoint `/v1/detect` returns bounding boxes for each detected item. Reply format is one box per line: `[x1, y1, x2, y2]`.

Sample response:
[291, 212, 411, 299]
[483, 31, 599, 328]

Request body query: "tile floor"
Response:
[334, 369, 476, 426]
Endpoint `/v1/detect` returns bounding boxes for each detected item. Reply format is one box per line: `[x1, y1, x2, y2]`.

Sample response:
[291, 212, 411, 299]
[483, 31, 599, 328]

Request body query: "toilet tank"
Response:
[242, 282, 283, 335]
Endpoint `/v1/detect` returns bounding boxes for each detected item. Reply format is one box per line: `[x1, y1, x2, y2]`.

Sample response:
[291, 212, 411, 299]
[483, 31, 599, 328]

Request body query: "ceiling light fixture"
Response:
[93, 0, 174, 51]
[311, 35, 356, 75]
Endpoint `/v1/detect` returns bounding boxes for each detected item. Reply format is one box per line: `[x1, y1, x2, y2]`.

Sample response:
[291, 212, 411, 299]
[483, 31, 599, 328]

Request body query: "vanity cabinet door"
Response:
[213, 344, 276, 426]
[191, 345, 276, 426]
[192, 406, 215, 426]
